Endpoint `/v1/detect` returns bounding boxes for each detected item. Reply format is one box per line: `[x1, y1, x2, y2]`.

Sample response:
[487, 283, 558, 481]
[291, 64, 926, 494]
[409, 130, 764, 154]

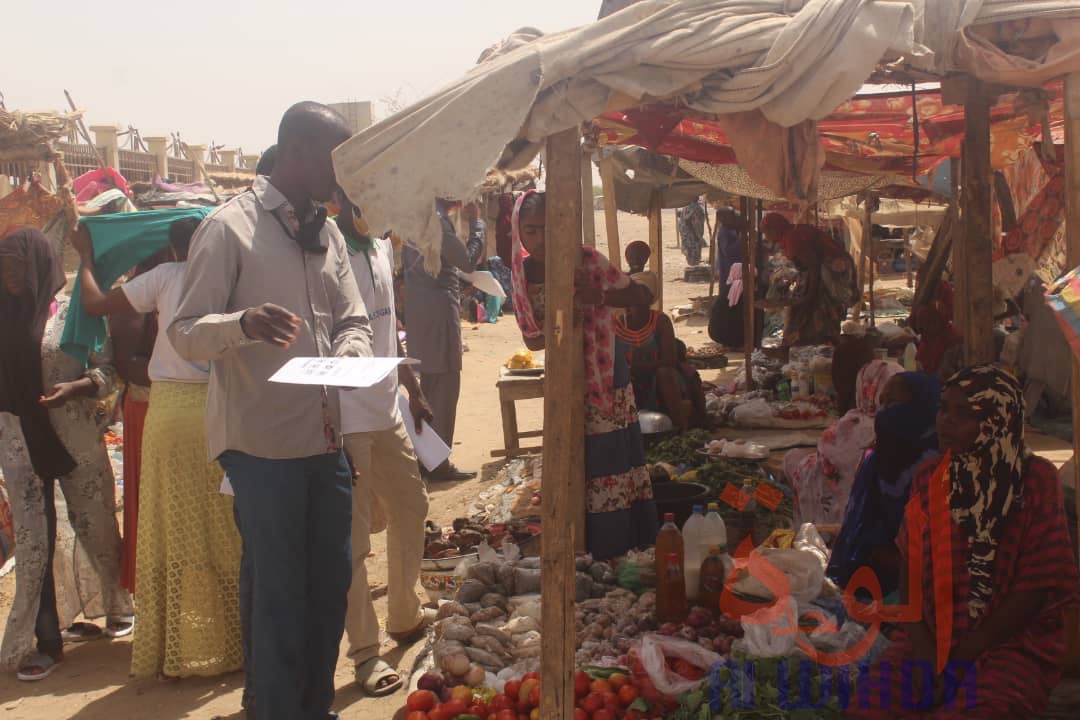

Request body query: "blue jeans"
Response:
[219, 451, 352, 720]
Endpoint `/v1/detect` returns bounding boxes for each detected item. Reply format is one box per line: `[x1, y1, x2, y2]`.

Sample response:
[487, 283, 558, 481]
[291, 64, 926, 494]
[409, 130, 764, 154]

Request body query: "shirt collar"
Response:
[252, 175, 288, 212]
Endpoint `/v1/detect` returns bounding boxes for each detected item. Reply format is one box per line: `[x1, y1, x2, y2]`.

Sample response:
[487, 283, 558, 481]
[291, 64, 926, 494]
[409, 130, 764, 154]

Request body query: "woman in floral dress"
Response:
[0, 229, 132, 681]
[510, 191, 658, 560]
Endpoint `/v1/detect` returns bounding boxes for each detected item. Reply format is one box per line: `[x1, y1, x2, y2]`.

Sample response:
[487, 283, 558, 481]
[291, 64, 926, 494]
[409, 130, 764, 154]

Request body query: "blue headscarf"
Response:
[827, 372, 942, 595]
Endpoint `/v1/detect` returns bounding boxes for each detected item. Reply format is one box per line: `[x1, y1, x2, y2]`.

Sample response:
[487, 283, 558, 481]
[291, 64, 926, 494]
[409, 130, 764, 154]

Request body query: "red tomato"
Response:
[574, 709, 589, 720]
[592, 710, 616, 720]
[405, 689, 437, 712]
[495, 711, 517, 720]
[438, 700, 467, 718]
[527, 684, 541, 708]
[618, 684, 640, 706]
[404, 712, 428, 720]
[490, 695, 515, 713]
[488, 715, 497, 720]
[469, 703, 489, 717]
[504, 681, 522, 701]
[582, 693, 605, 715]
[590, 679, 612, 695]
[601, 691, 620, 714]
[451, 685, 476, 705]
[574, 671, 592, 698]
[518, 715, 530, 720]
[522, 671, 541, 682]
[622, 712, 641, 720]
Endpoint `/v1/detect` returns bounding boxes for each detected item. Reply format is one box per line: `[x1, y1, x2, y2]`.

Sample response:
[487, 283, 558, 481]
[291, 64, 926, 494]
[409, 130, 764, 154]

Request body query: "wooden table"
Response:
[494, 369, 544, 457]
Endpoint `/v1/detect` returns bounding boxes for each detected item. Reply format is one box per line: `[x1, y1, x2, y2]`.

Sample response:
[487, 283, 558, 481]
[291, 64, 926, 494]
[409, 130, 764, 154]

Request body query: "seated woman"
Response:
[510, 190, 658, 560]
[827, 371, 941, 599]
[784, 359, 901, 526]
[761, 213, 858, 348]
[615, 273, 708, 430]
[849, 366, 1079, 719]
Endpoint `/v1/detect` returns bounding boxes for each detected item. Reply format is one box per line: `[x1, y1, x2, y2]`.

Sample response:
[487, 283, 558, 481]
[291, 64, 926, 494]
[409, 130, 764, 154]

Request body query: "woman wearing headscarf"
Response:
[761, 213, 858, 348]
[0, 229, 133, 681]
[784, 359, 902, 526]
[827, 371, 942, 598]
[72, 219, 242, 681]
[850, 366, 1079, 719]
[910, 304, 963, 379]
[510, 190, 658, 560]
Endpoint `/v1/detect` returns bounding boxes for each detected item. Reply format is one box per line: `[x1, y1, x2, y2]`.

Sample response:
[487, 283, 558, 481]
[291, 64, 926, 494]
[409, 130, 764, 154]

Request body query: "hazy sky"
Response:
[5, 1, 599, 155]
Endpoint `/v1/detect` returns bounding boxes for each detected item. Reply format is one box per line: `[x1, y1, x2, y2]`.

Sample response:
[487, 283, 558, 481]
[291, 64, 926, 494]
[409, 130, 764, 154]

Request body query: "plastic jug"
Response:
[655, 512, 684, 592]
[657, 552, 689, 623]
[703, 502, 727, 550]
[681, 505, 706, 600]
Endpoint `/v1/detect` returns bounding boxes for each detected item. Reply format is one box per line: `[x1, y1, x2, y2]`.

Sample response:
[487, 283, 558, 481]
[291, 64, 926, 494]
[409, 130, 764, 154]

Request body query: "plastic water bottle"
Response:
[703, 502, 727, 549]
[682, 505, 706, 600]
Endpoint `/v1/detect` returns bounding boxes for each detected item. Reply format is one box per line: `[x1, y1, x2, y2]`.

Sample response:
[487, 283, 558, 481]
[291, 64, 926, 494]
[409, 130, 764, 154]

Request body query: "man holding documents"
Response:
[334, 191, 436, 696]
[169, 102, 370, 720]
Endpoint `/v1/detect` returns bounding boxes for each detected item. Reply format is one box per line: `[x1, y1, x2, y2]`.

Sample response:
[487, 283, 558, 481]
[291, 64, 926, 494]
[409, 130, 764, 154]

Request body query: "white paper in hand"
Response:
[462, 270, 506, 298]
[269, 356, 415, 387]
[397, 394, 451, 471]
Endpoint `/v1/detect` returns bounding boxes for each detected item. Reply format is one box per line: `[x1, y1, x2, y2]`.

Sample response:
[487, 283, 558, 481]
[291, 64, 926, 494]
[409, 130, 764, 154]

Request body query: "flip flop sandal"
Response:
[105, 618, 134, 638]
[388, 606, 437, 644]
[61, 622, 104, 643]
[16, 653, 63, 682]
[355, 657, 403, 697]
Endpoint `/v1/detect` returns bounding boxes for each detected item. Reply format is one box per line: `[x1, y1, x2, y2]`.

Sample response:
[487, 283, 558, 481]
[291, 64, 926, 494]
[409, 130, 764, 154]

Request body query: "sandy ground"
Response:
[1, 210, 1074, 718]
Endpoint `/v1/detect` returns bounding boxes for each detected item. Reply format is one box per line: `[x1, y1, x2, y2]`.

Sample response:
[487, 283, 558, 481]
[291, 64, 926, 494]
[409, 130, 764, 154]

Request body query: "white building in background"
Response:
[329, 101, 374, 134]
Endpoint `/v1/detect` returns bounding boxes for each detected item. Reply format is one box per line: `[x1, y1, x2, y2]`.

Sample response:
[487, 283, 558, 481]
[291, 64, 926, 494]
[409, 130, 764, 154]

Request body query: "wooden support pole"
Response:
[741, 197, 754, 388]
[950, 157, 966, 338]
[539, 127, 585, 720]
[959, 80, 995, 364]
[1064, 73, 1080, 573]
[599, 157, 622, 269]
[905, 228, 914, 288]
[648, 191, 664, 310]
[707, 208, 718, 298]
[867, 200, 876, 327]
[582, 149, 596, 248]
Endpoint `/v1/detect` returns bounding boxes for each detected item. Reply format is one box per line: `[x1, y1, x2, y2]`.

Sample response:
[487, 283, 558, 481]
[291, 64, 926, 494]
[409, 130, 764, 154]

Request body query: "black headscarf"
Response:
[0, 228, 77, 478]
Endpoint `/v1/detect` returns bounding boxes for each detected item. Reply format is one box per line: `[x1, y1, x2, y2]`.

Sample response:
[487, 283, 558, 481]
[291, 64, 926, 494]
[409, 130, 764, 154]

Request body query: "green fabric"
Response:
[61, 207, 212, 367]
[335, 215, 377, 285]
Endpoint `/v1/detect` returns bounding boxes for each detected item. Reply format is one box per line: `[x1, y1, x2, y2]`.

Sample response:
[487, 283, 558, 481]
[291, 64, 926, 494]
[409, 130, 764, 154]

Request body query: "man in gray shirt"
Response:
[169, 102, 370, 720]
[401, 199, 476, 482]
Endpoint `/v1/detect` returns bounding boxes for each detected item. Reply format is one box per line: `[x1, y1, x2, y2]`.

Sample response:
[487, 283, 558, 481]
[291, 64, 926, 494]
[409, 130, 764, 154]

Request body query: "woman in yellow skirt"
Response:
[75, 218, 242, 678]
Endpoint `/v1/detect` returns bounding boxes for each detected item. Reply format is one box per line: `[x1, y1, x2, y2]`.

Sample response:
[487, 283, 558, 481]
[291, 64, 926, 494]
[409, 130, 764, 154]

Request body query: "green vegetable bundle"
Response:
[645, 429, 713, 467]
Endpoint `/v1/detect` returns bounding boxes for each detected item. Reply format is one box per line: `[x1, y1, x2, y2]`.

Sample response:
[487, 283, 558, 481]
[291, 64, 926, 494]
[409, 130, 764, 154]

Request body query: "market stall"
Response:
[334, 1, 1080, 717]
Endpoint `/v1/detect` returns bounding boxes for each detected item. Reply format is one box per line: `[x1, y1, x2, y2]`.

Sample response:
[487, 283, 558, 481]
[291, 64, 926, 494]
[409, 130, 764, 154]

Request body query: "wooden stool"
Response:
[494, 369, 544, 457]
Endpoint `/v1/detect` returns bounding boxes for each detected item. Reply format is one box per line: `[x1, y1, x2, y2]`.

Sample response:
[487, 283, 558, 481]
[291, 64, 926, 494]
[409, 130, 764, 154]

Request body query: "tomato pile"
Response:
[402, 667, 680, 720]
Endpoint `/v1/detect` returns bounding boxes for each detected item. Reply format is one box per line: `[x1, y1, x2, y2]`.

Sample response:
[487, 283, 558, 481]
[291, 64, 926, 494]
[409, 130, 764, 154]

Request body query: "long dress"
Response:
[524, 253, 658, 560]
[0, 298, 133, 670]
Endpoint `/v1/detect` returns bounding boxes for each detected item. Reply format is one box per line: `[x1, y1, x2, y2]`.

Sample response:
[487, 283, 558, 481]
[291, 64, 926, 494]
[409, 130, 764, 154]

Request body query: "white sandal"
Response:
[355, 657, 403, 697]
[16, 652, 63, 682]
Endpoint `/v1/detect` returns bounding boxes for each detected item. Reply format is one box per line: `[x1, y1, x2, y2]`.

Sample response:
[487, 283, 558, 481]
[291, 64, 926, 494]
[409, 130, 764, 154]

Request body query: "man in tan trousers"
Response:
[336, 191, 434, 696]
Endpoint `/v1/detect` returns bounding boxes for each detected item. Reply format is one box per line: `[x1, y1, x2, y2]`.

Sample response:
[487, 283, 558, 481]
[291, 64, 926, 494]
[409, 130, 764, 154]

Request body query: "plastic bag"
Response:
[732, 548, 824, 604]
[635, 633, 721, 697]
[733, 596, 799, 658]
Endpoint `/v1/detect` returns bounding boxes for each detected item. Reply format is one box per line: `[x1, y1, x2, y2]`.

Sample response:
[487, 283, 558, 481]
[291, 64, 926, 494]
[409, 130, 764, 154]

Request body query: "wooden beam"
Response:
[582, 149, 596, 248]
[959, 81, 995, 364]
[741, 197, 754, 388]
[867, 199, 876, 328]
[1064, 72, 1080, 578]
[599, 157, 622, 269]
[648, 191, 664, 310]
[905, 228, 914, 289]
[539, 127, 585, 720]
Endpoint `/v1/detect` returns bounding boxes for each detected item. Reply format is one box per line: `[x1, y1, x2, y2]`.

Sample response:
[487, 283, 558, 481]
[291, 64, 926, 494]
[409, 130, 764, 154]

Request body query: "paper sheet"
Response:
[462, 269, 506, 298]
[397, 394, 451, 471]
[268, 356, 417, 387]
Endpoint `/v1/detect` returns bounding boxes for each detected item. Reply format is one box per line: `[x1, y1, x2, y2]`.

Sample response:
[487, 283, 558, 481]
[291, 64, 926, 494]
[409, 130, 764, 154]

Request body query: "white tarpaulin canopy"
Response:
[333, 0, 1080, 269]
